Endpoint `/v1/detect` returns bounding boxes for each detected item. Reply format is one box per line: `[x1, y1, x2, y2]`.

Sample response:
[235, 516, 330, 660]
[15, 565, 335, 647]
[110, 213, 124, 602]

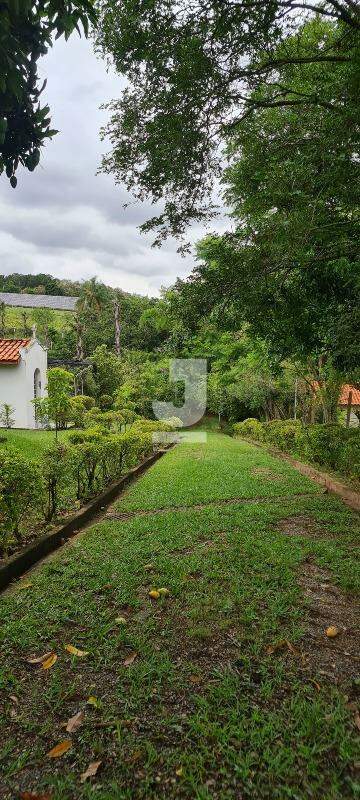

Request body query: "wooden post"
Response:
[346, 390, 353, 429]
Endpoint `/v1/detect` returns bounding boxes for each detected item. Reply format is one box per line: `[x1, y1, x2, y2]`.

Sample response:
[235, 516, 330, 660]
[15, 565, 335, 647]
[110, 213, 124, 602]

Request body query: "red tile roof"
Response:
[339, 384, 360, 407]
[0, 339, 31, 364]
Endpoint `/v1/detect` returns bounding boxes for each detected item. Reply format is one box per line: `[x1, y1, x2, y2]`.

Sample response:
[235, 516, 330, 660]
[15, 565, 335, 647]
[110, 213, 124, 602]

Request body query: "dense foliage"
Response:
[0, 0, 96, 186]
[234, 418, 360, 481]
[96, 1, 359, 242]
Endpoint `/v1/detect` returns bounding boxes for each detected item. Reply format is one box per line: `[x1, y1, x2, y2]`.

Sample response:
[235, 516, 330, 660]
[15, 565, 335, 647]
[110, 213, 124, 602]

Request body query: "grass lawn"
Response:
[1, 428, 68, 461]
[0, 433, 359, 799]
[4, 306, 72, 333]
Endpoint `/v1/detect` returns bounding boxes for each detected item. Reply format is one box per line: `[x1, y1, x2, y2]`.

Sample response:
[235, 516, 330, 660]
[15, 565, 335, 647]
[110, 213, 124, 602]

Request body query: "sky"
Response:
[0, 35, 225, 298]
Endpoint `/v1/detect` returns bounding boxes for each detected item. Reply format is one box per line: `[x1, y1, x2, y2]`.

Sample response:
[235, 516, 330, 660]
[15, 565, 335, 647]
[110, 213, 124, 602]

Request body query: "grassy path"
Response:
[0, 433, 359, 799]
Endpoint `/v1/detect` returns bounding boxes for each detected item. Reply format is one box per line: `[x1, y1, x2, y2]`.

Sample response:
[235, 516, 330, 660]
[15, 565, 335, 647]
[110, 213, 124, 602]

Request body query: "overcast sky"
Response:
[0, 35, 225, 298]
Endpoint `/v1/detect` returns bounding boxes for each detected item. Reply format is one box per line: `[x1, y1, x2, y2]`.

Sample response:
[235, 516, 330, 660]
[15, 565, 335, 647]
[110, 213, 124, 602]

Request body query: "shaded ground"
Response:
[0, 433, 359, 799]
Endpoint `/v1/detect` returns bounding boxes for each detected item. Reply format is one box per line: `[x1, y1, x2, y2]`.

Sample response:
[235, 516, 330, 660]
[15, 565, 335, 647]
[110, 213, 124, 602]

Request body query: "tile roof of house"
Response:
[339, 384, 360, 406]
[0, 292, 78, 311]
[0, 338, 31, 364]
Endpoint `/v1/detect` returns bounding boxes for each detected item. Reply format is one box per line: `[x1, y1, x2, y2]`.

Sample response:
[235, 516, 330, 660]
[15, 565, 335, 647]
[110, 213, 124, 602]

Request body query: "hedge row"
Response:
[0, 417, 176, 556]
[233, 418, 360, 482]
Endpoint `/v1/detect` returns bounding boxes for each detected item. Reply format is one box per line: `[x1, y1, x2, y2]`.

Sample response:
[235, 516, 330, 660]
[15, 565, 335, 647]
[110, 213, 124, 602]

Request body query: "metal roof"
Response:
[0, 292, 78, 311]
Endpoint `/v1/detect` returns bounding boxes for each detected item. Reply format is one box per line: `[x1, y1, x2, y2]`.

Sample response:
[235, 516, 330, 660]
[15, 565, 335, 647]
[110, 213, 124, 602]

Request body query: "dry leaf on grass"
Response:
[189, 674, 202, 684]
[26, 652, 53, 665]
[20, 792, 53, 800]
[115, 616, 127, 625]
[266, 640, 300, 657]
[325, 626, 340, 638]
[64, 644, 88, 657]
[18, 582, 33, 590]
[80, 760, 102, 783]
[354, 713, 360, 731]
[66, 710, 84, 733]
[42, 653, 58, 670]
[124, 652, 138, 667]
[46, 740, 72, 758]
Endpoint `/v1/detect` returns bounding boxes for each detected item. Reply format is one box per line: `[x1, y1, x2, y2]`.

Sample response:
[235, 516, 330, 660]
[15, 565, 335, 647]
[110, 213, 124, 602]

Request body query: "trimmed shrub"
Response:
[0, 447, 42, 553]
[233, 418, 263, 439]
[233, 416, 360, 483]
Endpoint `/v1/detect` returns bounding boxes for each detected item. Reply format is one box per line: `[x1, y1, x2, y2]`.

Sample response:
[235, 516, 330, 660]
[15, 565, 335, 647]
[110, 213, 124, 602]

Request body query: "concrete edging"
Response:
[241, 437, 360, 514]
[0, 449, 167, 592]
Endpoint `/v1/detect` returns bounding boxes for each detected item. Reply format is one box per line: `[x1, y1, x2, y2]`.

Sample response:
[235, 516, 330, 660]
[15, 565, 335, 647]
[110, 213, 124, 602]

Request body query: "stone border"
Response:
[0, 449, 167, 592]
[241, 438, 360, 514]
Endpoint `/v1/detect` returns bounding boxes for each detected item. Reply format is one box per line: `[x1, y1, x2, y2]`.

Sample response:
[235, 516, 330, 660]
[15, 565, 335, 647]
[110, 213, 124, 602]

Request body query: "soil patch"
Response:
[299, 559, 360, 685]
[277, 514, 332, 539]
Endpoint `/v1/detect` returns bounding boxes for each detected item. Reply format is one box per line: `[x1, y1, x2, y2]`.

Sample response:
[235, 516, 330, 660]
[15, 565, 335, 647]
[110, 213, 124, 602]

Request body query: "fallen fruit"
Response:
[325, 626, 340, 638]
[149, 590, 160, 599]
[158, 588, 170, 596]
[115, 616, 127, 625]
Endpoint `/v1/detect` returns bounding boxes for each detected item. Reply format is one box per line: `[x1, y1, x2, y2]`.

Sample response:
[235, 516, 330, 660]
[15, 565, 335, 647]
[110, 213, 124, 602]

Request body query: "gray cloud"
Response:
[0, 35, 225, 295]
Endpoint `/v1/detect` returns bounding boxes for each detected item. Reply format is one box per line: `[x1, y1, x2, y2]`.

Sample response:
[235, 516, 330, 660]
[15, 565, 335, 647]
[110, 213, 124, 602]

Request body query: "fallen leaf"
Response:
[189, 674, 202, 684]
[10, 694, 18, 704]
[66, 710, 84, 733]
[26, 651, 53, 665]
[310, 679, 321, 691]
[42, 653, 58, 670]
[124, 651, 138, 667]
[266, 640, 300, 657]
[46, 740, 72, 758]
[354, 713, 360, 731]
[87, 696, 99, 707]
[115, 616, 127, 625]
[126, 748, 142, 764]
[20, 793, 53, 800]
[176, 767, 183, 777]
[64, 644, 88, 657]
[149, 590, 160, 600]
[266, 640, 287, 655]
[144, 563, 154, 570]
[325, 626, 340, 638]
[80, 760, 102, 783]
[158, 587, 170, 596]
[18, 581, 33, 590]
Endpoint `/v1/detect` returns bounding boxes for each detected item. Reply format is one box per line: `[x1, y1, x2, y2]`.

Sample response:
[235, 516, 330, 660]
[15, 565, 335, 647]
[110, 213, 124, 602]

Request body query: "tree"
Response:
[166, 20, 360, 376]
[35, 367, 73, 437]
[0, 403, 15, 429]
[96, 1, 359, 241]
[0, 0, 96, 187]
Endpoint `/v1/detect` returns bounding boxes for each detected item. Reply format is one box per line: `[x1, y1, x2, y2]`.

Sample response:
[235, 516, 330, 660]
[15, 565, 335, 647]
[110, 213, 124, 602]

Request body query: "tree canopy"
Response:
[96, 0, 360, 242]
